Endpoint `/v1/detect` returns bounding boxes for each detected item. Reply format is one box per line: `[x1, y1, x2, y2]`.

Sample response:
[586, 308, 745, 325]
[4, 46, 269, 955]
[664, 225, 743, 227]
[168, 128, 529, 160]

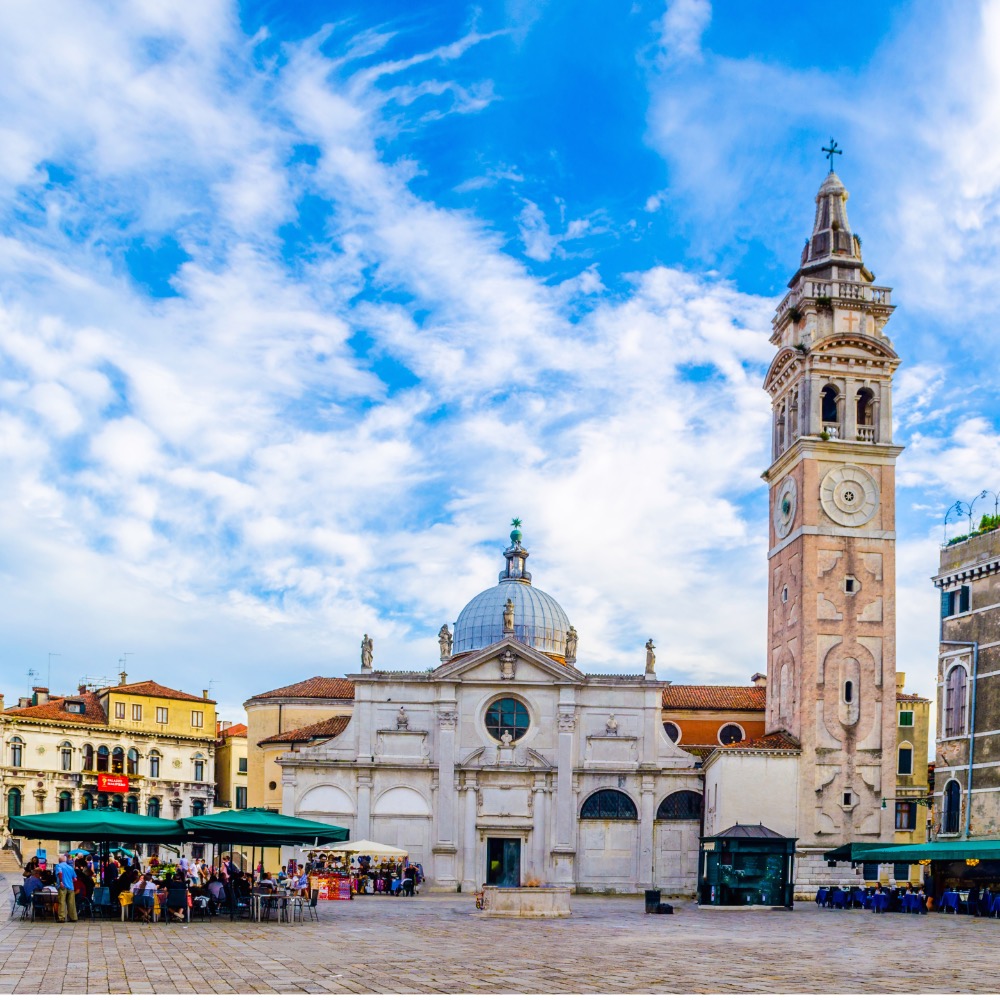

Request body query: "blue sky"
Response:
[1, 0, 998, 725]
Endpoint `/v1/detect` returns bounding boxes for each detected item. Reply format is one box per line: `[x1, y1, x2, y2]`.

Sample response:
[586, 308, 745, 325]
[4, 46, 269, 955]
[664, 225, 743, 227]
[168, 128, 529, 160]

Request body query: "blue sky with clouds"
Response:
[1, 0, 997, 724]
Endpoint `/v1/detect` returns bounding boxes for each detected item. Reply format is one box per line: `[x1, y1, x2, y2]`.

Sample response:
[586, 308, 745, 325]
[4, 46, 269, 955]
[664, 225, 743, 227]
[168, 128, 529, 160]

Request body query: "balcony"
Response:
[821, 423, 840, 440]
[857, 425, 876, 442]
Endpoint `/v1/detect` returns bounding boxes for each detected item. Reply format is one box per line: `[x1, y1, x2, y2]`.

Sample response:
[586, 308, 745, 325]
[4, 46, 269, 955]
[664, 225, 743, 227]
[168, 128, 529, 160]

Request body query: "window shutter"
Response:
[940, 590, 954, 618]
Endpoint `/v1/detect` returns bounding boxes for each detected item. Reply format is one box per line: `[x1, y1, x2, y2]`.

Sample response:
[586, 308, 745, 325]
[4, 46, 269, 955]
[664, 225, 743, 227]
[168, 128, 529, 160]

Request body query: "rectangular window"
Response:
[893, 862, 911, 882]
[862, 862, 880, 881]
[898, 710, 913, 727]
[959, 585, 971, 614]
[132, 704, 142, 721]
[235, 786, 248, 809]
[156, 707, 168, 724]
[149, 755, 160, 778]
[842, 791, 852, 806]
[895, 801, 917, 830]
[898, 747, 913, 775]
[238, 757, 248, 774]
[65, 701, 83, 714]
[191, 711, 204, 729]
[114, 701, 125, 719]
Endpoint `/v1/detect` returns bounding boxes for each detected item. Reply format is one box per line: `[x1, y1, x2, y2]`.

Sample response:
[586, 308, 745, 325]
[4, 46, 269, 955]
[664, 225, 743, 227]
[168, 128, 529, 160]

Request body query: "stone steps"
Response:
[0, 849, 23, 874]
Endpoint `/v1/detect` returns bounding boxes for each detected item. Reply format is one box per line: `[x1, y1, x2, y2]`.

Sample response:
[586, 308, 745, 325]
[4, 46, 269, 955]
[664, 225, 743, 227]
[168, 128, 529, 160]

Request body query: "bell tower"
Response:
[763, 164, 901, 858]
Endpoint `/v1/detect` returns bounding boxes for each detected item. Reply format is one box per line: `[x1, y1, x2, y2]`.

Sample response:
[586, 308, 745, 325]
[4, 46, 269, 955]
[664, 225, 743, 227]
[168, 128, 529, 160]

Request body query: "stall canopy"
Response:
[853, 840, 1000, 863]
[8, 807, 184, 843]
[823, 842, 900, 863]
[332, 839, 407, 857]
[180, 808, 349, 847]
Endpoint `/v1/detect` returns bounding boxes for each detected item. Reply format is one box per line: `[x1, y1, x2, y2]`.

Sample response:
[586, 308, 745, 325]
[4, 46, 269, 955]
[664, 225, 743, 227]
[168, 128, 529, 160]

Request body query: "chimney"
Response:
[119, 670, 127, 686]
[32, 686, 49, 705]
[750, 672, 767, 688]
[0, 693, 4, 711]
[18, 697, 30, 708]
[78, 684, 87, 695]
[896, 671, 906, 695]
[202, 689, 209, 700]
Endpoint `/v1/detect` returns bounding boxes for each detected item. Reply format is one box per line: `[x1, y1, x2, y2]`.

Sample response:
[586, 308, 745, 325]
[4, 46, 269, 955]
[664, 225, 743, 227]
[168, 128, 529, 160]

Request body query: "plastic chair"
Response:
[92, 887, 112, 919]
[304, 888, 319, 921]
[164, 886, 190, 923]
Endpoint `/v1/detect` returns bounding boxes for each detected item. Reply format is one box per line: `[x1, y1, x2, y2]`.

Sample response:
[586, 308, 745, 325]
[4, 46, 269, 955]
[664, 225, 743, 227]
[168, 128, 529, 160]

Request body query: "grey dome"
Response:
[453, 580, 570, 655]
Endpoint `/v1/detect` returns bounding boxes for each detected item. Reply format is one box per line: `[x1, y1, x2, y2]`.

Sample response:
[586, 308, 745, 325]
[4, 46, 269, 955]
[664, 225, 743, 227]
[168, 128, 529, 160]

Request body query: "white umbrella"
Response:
[331, 839, 408, 857]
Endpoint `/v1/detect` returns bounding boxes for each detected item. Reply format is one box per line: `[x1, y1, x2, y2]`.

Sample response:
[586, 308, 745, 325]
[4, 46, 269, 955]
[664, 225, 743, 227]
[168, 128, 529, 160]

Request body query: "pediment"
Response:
[811, 333, 898, 362]
[764, 348, 802, 392]
[433, 639, 585, 685]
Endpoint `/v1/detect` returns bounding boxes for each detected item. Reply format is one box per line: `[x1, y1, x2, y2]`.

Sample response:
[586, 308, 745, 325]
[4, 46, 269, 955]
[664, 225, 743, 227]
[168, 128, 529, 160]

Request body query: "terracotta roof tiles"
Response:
[662, 685, 766, 711]
[218, 723, 247, 738]
[719, 730, 801, 751]
[249, 677, 356, 701]
[3, 691, 107, 725]
[259, 716, 351, 746]
[112, 680, 214, 704]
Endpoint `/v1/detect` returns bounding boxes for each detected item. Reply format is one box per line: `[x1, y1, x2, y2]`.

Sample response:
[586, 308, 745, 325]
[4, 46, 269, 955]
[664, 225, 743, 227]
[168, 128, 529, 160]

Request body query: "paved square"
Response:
[3, 875, 1000, 993]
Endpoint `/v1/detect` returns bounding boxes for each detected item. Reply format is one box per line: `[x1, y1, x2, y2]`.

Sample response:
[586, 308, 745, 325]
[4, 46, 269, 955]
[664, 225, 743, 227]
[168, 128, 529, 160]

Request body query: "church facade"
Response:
[278, 528, 705, 893]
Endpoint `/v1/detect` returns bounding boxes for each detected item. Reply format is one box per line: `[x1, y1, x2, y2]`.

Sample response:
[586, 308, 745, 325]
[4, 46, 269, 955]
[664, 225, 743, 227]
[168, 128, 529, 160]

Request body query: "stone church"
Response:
[279, 525, 705, 893]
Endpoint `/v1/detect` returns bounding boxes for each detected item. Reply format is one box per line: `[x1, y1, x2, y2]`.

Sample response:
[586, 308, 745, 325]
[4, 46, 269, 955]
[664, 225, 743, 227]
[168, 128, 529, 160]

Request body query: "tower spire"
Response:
[499, 519, 531, 584]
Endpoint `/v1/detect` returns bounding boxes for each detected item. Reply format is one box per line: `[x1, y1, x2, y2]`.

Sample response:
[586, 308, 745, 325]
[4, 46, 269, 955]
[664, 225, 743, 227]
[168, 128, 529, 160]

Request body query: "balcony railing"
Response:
[821, 423, 840, 439]
[857, 424, 876, 442]
[774, 280, 893, 323]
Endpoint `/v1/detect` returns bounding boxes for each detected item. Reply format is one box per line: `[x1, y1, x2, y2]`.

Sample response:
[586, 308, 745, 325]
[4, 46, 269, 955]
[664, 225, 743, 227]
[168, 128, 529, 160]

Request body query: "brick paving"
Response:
[3, 874, 1000, 993]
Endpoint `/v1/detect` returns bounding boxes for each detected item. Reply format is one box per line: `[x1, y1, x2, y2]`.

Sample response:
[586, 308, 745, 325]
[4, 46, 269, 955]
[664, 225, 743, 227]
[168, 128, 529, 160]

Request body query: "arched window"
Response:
[111, 747, 125, 774]
[126, 795, 139, 814]
[9, 737, 23, 768]
[193, 753, 205, 782]
[82, 793, 94, 810]
[821, 384, 840, 428]
[897, 742, 913, 776]
[580, 789, 638, 820]
[97, 792, 109, 808]
[82, 744, 94, 771]
[662, 721, 681, 744]
[656, 790, 703, 820]
[111, 794, 124, 811]
[126, 748, 139, 775]
[485, 698, 530, 743]
[147, 797, 160, 818]
[7, 787, 22, 818]
[856, 388, 875, 440]
[191, 799, 206, 817]
[718, 724, 745, 746]
[148, 750, 161, 778]
[96, 745, 110, 772]
[945, 665, 968, 737]
[943, 780, 961, 834]
[59, 741, 73, 771]
[58, 791, 73, 812]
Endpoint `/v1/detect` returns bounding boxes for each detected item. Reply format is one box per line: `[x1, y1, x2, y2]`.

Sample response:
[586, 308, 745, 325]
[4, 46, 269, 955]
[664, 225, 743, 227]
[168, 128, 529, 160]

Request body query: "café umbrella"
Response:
[180, 808, 349, 847]
[8, 807, 185, 843]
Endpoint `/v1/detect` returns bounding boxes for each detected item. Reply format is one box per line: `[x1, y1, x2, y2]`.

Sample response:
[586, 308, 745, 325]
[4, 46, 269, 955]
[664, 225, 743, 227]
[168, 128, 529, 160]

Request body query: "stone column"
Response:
[639, 776, 655, 889]
[356, 771, 372, 840]
[844, 377, 859, 441]
[462, 779, 478, 891]
[555, 710, 575, 846]
[435, 709, 457, 846]
[808, 374, 821, 436]
[532, 779, 547, 880]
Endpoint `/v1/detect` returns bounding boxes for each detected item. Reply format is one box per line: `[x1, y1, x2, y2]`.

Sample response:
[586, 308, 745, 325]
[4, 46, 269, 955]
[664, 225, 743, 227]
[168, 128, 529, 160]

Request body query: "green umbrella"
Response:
[181, 808, 349, 847]
[8, 807, 184, 842]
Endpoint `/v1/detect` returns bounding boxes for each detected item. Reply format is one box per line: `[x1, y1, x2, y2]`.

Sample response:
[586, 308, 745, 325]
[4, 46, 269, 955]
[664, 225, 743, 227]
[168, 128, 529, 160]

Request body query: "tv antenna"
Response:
[47, 652, 60, 690]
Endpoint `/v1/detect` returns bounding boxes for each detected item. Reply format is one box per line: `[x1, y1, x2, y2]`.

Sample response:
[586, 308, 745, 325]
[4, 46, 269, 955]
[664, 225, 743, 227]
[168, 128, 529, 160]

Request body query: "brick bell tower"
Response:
[763, 164, 901, 869]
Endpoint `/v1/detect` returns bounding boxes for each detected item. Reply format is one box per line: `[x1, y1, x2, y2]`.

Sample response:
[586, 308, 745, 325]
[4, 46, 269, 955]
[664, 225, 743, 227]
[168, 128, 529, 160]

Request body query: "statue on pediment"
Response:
[565, 625, 578, 664]
[438, 624, 453, 661]
[361, 634, 373, 671]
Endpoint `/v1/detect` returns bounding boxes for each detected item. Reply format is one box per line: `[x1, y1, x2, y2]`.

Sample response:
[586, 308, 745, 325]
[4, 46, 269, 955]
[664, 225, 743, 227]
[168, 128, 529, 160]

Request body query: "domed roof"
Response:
[452, 527, 571, 656]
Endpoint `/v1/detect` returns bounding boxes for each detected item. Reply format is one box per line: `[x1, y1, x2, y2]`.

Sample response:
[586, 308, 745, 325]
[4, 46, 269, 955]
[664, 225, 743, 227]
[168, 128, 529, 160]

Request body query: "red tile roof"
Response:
[249, 677, 356, 701]
[112, 680, 214, 704]
[218, 723, 247, 738]
[259, 716, 351, 746]
[720, 730, 800, 751]
[662, 685, 766, 711]
[897, 693, 931, 703]
[4, 691, 107, 725]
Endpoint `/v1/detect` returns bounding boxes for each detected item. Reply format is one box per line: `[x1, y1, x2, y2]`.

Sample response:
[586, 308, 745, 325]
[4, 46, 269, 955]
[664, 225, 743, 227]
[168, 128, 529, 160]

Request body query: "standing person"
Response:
[54, 854, 79, 923]
[104, 856, 119, 888]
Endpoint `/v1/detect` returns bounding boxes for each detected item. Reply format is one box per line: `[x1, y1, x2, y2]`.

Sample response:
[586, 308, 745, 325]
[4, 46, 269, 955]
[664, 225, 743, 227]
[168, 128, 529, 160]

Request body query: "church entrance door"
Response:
[486, 837, 521, 886]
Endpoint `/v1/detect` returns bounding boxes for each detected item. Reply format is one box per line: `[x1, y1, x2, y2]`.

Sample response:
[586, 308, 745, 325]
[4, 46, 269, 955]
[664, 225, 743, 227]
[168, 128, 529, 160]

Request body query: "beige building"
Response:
[215, 722, 249, 810]
[1, 676, 217, 861]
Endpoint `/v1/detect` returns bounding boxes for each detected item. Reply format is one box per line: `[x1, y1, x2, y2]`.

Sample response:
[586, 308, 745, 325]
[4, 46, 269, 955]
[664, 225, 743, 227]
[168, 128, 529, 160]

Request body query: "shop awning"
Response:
[854, 841, 1000, 863]
[823, 841, 899, 862]
[8, 807, 184, 843]
[180, 808, 349, 847]
[333, 839, 408, 857]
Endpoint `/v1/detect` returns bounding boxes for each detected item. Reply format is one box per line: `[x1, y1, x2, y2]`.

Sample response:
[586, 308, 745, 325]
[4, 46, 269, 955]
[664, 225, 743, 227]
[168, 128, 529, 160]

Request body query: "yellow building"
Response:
[890, 672, 931, 882]
[1, 673, 217, 863]
[215, 722, 248, 810]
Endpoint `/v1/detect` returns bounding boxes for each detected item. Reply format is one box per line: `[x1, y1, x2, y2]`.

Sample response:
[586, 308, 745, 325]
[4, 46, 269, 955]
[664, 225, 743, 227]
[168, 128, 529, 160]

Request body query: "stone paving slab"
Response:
[4, 876, 1000, 994]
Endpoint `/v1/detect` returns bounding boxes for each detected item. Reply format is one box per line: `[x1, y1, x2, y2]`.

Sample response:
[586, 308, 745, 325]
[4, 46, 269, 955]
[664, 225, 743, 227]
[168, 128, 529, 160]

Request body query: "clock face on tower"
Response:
[773, 476, 797, 539]
[820, 465, 880, 527]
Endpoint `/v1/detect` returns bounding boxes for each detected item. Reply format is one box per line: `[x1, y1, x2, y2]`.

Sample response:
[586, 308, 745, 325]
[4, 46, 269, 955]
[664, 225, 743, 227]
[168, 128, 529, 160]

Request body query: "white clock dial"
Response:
[773, 477, 797, 539]
[820, 465, 879, 527]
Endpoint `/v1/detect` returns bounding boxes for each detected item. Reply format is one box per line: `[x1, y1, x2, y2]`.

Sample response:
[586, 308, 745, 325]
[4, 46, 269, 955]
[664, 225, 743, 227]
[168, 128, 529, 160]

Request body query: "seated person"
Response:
[257, 872, 276, 890]
[276, 866, 289, 887]
[38, 870, 58, 894]
[132, 874, 157, 921]
[21, 868, 43, 903]
[206, 876, 227, 914]
[166, 873, 189, 920]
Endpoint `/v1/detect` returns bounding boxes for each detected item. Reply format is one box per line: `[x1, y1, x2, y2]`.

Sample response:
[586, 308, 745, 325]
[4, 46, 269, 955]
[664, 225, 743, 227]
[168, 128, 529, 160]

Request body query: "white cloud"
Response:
[657, 0, 711, 65]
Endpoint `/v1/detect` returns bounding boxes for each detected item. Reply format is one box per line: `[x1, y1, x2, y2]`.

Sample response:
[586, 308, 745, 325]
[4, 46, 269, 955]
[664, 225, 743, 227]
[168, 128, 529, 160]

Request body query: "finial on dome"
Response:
[499, 521, 531, 584]
[821, 137, 842, 173]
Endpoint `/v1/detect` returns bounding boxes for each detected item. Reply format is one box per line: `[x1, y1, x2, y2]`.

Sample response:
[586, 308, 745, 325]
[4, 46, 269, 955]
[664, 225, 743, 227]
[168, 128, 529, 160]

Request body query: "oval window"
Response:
[485, 697, 530, 742]
[719, 724, 745, 745]
[663, 721, 681, 744]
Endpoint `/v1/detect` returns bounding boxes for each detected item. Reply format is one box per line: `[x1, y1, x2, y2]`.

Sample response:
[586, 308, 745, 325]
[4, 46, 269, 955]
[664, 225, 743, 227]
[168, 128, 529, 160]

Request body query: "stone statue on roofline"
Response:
[565, 625, 578, 665]
[361, 633, 373, 672]
[396, 706, 409, 731]
[645, 638, 656, 675]
[502, 598, 515, 634]
[438, 624, 453, 661]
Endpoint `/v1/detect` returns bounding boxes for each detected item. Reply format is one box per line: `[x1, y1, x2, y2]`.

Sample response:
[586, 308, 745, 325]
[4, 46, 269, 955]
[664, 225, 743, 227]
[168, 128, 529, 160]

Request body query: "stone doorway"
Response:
[486, 837, 521, 886]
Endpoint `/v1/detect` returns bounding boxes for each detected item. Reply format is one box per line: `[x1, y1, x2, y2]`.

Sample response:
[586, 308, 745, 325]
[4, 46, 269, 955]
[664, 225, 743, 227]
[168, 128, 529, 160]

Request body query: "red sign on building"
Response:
[97, 773, 129, 793]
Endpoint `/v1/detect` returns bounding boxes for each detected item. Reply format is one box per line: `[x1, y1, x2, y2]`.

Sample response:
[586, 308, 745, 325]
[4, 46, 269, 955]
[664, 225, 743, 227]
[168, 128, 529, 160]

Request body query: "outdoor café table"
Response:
[831, 888, 848, 909]
[939, 891, 961, 913]
[118, 892, 133, 922]
[900, 894, 922, 914]
[815, 889, 829, 906]
[871, 894, 888, 913]
[852, 888, 866, 908]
